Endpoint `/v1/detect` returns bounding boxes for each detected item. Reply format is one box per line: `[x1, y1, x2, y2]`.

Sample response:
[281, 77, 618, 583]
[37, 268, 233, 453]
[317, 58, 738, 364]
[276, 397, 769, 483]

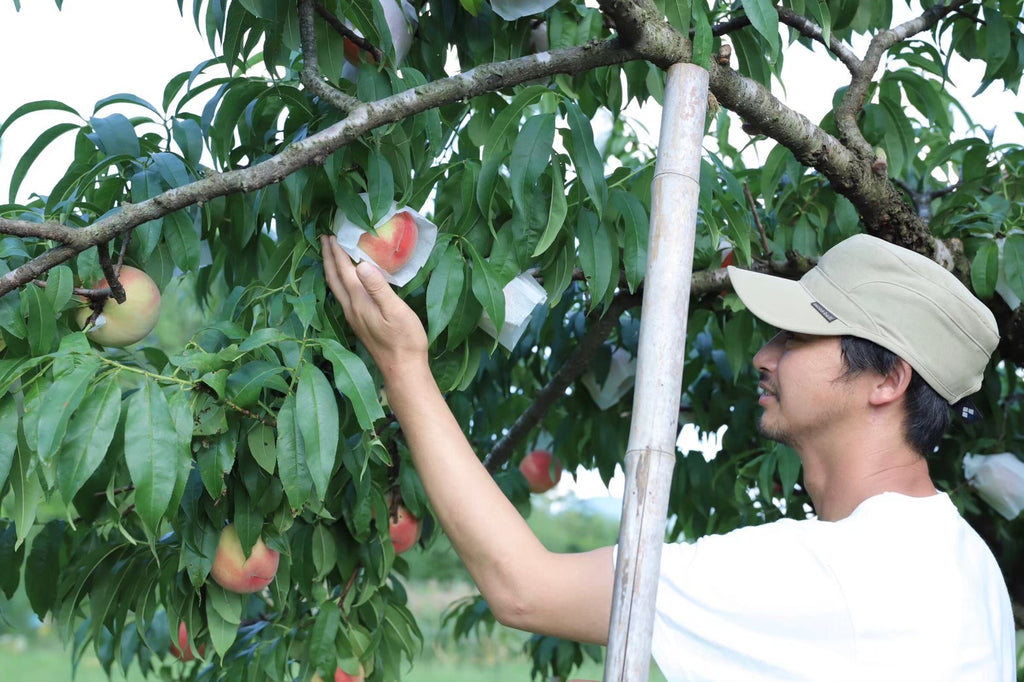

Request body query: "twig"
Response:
[482, 291, 642, 473]
[116, 231, 132, 269]
[742, 182, 771, 256]
[32, 279, 114, 299]
[97, 240, 126, 303]
[339, 563, 362, 603]
[313, 0, 383, 64]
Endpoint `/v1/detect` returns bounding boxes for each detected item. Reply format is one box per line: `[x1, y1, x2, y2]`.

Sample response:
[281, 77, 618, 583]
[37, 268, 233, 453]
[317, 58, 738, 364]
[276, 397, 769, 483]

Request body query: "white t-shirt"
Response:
[647, 492, 1015, 681]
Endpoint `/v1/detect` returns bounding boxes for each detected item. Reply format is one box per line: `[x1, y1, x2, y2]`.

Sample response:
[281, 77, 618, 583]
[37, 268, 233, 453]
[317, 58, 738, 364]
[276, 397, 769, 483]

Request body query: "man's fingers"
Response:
[355, 261, 397, 311]
[320, 235, 353, 311]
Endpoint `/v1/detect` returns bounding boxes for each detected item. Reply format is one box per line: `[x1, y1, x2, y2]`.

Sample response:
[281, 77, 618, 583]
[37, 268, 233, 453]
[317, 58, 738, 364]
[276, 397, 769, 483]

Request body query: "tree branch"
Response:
[835, 0, 971, 157]
[776, 7, 860, 72]
[0, 218, 85, 244]
[298, 0, 361, 112]
[483, 291, 642, 473]
[706, 60, 934, 254]
[0, 39, 638, 298]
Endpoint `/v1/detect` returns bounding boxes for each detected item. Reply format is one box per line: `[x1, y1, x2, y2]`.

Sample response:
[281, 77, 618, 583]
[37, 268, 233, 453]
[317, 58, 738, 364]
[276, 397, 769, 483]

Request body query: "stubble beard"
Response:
[757, 389, 795, 446]
[757, 416, 794, 446]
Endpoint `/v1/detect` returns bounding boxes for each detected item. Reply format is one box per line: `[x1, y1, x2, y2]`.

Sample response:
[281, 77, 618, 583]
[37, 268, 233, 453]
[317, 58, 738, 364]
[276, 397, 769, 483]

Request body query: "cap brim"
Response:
[727, 266, 855, 336]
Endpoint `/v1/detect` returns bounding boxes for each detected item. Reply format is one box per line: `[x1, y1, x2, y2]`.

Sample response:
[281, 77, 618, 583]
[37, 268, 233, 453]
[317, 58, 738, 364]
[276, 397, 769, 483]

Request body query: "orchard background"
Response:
[1, 0, 1023, 680]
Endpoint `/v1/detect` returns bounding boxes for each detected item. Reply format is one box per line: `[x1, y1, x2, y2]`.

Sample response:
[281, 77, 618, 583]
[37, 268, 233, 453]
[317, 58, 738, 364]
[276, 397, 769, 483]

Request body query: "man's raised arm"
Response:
[321, 235, 614, 645]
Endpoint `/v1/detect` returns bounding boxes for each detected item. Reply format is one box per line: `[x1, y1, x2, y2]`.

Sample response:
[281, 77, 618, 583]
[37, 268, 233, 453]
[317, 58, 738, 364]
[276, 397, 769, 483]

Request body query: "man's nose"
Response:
[753, 332, 784, 373]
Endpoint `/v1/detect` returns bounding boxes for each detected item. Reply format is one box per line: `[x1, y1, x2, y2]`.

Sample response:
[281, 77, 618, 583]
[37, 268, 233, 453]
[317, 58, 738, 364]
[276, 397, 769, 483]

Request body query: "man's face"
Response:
[752, 331, 857, 448]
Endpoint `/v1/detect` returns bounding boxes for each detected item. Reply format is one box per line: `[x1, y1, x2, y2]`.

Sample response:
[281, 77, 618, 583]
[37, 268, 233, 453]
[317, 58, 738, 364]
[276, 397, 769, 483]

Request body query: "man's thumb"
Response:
[355, 261, 393, 303]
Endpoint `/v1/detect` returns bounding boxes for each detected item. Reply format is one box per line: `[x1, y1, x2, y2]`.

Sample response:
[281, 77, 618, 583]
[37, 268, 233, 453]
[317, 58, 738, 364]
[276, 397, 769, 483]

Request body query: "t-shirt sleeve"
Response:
[646, 521, 855, 680]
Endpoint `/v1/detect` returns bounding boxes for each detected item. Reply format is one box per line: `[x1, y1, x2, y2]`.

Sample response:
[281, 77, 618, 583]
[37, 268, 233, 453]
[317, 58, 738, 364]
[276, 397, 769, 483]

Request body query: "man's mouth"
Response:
[758, 383, 777, 403]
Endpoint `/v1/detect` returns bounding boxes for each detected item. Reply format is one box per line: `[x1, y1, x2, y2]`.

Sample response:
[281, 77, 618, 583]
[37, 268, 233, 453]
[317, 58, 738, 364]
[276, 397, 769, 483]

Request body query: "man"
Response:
[321, 233, 1015, 680]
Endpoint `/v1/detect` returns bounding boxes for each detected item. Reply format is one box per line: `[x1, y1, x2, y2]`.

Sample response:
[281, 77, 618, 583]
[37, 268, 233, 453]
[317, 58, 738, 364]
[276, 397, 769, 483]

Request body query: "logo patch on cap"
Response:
[811, 301, 838, 322]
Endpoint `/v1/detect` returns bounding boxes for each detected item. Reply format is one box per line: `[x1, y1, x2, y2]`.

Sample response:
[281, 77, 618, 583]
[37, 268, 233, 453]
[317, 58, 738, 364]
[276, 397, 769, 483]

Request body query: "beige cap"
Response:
[727, 235, 999, 404]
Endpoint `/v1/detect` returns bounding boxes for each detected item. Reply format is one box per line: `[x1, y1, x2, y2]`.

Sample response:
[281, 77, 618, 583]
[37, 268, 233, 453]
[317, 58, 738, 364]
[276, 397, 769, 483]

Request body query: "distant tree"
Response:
[0, 1, 1021, 680]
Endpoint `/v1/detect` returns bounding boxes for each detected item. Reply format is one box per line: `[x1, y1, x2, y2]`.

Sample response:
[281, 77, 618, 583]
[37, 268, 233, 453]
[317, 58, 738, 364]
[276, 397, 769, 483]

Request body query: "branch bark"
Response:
[835, 0, 971, 157]
[0, 39, 638, 297]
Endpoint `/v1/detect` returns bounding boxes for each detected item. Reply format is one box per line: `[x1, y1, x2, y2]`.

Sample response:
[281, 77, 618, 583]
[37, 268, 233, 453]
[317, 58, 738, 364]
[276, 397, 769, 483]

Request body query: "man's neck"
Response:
[800, 440, 937, 522]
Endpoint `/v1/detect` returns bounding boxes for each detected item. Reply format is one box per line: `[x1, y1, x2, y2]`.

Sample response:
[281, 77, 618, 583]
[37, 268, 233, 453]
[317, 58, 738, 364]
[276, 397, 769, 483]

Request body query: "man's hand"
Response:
[320, 234, 428, 377]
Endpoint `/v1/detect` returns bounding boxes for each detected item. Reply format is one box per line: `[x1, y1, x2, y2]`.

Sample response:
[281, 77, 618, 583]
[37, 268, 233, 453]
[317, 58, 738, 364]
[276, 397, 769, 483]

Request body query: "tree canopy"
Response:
[1, 0, 1022, 679]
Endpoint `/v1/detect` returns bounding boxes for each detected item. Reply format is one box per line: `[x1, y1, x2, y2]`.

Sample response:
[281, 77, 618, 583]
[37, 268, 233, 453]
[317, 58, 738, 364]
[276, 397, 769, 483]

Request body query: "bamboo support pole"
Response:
[603, 62, 709, 682]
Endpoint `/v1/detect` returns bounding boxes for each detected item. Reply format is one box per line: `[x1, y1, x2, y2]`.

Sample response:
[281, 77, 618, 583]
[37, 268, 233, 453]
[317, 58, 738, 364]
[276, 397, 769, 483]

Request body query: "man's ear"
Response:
[868, 357, 913, 407]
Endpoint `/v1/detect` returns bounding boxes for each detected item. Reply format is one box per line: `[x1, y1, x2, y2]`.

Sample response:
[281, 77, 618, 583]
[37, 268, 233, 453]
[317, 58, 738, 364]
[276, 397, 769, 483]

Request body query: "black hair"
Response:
[839, 336, 950, 457]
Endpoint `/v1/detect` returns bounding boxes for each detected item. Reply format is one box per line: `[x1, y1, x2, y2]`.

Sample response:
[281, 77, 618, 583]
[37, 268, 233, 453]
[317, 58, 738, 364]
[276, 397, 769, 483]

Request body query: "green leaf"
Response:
[468, 245, 505, 337]
[44, 265, 75, 312]
[171, 118, 204, 165]
[0, 522, 25, 599]
[197, 434, 234, 499]
[564, 100, 607, 216]
[296, 362, 339, 500]
[163, 209, 201, 272]
[311, 523, 337, 580]
[226, 361, 289, 408]
[367, 148, 396, 224]
[426, 244, 466, 343]
[36, 360, 99, 465]
[509, 113, 555, 212]
[971, 240, 999, 300]
[532, 161, 568, 258]
[7, 123, 80, 203]
[124, 380, 180, 532]
[805, 0, 832, 47]
[0, 99, 80, 140]
[23, 271, 57, 357]
[576, 210, 615, 306]
[247, 423, 278, 474]
[1001, 234, 1024, 305]
[0, 395, 17, 491]
[277, 393, 314, 511]
[741, 0, 780, 54]
[93, 92, 161, 117]
[233, 485, 260, 555]
[776, 445, 801, 498]
[319, 338, 386, 431]
[25, 520, 64, 619]
[10, 423, 42, 549]
[691, 1, 713, 68]
[722, 313, 753, 381]
[613, 189, 649, 293]
[238, 327, 289, 352]
[58, 376, 121, 502]
[205, 587, 240, 657]
[445, 274, 483, 349]
[476, 86, 550, 214]
[87, 113, 141, 158]
[310, 603, 341, 673]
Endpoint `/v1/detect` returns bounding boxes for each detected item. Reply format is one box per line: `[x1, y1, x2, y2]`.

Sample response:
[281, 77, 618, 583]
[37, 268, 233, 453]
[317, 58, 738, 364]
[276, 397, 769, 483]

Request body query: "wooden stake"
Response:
[603, 62, 709, 682]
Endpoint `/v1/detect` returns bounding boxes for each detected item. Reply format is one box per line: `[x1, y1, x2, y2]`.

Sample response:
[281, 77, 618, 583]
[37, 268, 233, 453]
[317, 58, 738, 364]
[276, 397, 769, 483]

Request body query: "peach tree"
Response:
[1, 0, 1023, 679]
